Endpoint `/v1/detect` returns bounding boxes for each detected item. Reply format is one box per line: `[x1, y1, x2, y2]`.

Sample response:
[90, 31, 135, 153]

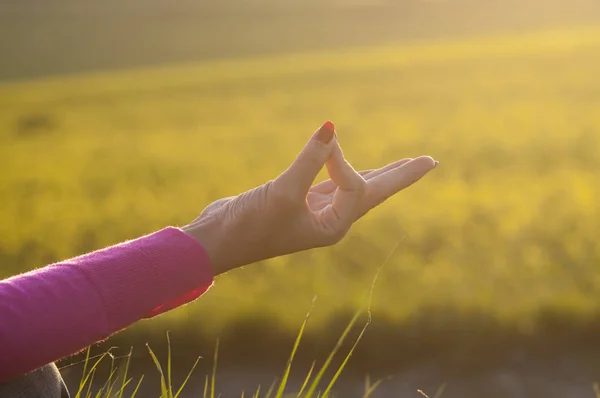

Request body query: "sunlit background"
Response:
[2, 1, 600, 397]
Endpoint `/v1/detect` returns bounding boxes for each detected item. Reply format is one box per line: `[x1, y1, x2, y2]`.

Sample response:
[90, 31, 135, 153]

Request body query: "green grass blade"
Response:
[252, 384, 261, 398]
[118, 347, 133, 398]
[167, 332, 173, 398]
[204, 375, 209, 398]
[174, 355, 202, 398]
[362, 380, 384, 398]
[433, 383, 447, 398]
[322, 318, 370, 397]
[130, 375, 145, 398]
[418, 383, 446, 398]
[211, 339, 219, 398]
[75, 352, 108, 398]
[84, 368, 96, 398]
[147, 343, 168, 397]
[276, 298, 316, 398]
[304, 309, 363, 398]
[104, 368, 121, 398]
[115, 378, 132, 398]
[326, 240, 392, 398]
[362, 375, 384, 398]
[94, 366, 116, 398]
[296, 360, 315, 397]
[100, 354, 117, 398]
[78, 347, 92, 392]
[264, 378, 278, 398]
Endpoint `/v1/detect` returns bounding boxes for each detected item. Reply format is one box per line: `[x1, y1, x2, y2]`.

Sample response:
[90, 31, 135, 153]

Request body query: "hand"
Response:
[182, 121, 438, 275]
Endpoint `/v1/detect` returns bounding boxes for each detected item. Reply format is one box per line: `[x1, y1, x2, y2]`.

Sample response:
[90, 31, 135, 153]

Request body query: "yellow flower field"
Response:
[1, 26, 599, 341]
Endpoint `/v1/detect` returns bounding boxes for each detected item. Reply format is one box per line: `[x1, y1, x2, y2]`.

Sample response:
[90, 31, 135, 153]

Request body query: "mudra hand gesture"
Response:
[183, 121, 438, 275]
[0, 120, 438, 388]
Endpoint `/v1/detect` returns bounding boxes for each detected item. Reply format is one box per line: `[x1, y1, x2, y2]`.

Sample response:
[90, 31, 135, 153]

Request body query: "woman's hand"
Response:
[182, 121, 438, 275]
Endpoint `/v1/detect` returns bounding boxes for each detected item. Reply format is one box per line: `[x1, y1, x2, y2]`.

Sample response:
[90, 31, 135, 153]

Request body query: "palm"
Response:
[306, 190, 333, 212]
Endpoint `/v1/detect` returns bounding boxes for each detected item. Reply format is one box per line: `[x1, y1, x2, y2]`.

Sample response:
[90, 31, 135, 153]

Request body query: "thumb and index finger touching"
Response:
[274, 121, 438, 215]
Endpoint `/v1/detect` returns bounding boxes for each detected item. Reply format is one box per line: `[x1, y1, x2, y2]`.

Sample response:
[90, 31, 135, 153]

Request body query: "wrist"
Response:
[181, 216, 227, 276]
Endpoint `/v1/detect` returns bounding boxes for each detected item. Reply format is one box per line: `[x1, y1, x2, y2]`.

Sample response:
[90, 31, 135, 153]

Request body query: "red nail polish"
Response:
[315, 121, 335, 143]
[322, 121, 335, 132]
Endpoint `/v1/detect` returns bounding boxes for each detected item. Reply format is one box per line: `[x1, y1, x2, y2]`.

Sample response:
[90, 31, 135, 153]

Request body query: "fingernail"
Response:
[315, 121, 335, 143]
[435, 160, 440, 167]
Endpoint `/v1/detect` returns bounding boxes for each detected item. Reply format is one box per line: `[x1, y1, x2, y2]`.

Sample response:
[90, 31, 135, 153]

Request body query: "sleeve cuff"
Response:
[73, 227, 214, 333]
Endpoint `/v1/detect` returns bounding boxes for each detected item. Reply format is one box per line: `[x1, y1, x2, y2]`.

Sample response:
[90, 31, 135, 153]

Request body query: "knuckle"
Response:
[353, 175, 367, 195]
[200, 197, 233, 216]
[226, 193, 252, 221]
[342, 168, 367, 195]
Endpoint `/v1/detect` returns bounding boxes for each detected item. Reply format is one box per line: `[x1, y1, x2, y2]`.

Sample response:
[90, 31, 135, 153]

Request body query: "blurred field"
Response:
[2, 25, 600, 396]
[2, 0, 600, 82]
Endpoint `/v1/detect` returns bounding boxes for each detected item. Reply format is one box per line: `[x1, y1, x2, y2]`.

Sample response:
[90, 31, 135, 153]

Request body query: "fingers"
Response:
[273, 121, 337, 198]
[361, 156, 438, 215]
[327, 139, 367, 223]
[361, 158, 413, 181]
[310, 169, 374, 194]
[310, 158, 412, 194]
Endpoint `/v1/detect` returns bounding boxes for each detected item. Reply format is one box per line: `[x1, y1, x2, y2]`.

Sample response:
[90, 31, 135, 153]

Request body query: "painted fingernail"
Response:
[315, 120, 335, 143]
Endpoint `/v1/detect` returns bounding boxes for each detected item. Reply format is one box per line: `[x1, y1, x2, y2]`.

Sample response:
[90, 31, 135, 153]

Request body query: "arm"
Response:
[0, 227, 213, 382]
[0, 121, 437, 382]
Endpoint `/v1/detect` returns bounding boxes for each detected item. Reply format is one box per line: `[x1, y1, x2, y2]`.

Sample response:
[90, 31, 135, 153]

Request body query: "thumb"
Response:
[274, 121, 337, 197]
[327, 139, 366, 223]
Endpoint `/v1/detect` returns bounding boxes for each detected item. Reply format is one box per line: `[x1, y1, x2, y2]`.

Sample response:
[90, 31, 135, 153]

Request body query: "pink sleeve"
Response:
[0, 227, 214, 382]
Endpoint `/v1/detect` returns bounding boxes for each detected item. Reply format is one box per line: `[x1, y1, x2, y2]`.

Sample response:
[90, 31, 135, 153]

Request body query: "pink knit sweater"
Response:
[0, 227, 214, 382]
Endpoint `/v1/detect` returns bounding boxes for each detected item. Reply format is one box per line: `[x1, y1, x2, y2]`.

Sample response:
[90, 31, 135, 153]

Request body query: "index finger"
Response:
[360, 156, 438, 215]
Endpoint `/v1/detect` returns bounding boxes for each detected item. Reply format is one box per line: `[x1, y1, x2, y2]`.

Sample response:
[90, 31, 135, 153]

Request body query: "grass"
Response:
[3, 24, 600, 379]
[73, 305, 380, 398]
[66, 309, 600, 397]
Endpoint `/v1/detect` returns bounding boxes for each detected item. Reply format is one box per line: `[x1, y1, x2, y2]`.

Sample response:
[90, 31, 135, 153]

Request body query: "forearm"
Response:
[0, 227, 213, 382]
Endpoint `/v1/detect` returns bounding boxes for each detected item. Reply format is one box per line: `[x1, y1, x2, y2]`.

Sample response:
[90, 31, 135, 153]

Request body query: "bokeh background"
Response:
[2, 1, 600, 397]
